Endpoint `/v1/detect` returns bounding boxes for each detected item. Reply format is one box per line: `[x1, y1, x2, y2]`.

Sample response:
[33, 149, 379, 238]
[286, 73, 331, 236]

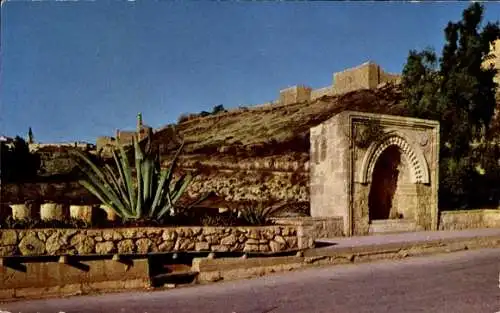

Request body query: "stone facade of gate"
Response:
[309, 111, 440, 236]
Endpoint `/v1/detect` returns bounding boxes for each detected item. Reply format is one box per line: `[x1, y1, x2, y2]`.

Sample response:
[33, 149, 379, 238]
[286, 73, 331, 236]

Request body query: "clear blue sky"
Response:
[1, 1, 499, 143]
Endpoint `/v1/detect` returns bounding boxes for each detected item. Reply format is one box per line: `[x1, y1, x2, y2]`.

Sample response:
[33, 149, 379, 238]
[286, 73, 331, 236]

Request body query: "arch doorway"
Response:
[368, 145, 402, 220]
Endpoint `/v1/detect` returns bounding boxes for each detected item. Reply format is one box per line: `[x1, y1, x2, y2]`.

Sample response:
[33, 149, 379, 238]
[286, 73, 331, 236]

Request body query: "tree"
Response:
[212, 104, 227, 115]
[401, 3, 500, 209]
[0, 136, 40, 183]
[401, 48, 441, 120]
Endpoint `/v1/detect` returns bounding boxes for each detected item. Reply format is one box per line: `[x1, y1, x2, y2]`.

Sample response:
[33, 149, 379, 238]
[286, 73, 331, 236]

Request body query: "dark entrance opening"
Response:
[368, 145, 402, 220]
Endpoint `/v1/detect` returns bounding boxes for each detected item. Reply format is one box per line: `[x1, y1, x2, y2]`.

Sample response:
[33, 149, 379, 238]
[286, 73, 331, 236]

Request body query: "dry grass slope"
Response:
[154, 83, 407, 165]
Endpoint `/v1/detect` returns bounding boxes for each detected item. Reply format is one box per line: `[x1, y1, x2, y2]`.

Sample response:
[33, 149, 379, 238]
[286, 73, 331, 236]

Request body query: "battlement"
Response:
[332, 61, 400, 94]
[276, 61, 401, 106]
[279, 85, 313, 105]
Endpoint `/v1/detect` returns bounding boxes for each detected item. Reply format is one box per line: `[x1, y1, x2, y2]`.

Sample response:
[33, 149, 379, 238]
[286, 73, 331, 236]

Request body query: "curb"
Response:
[192, 235, 500, 283]
[2, 234, 499, 302]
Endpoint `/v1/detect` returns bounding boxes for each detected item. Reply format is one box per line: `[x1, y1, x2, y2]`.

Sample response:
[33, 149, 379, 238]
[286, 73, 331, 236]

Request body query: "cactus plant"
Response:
[71, 136, 206, 220]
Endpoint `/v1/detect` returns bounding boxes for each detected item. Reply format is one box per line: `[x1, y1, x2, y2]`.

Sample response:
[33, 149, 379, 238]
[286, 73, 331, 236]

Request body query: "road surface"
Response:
[2, 248, 500, 313]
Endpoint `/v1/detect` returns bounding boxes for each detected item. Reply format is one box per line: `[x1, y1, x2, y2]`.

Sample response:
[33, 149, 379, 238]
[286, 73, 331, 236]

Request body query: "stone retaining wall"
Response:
[439, 209, 500, 230]
[272, 217, 344, 239]
[0, 225, 312, 257]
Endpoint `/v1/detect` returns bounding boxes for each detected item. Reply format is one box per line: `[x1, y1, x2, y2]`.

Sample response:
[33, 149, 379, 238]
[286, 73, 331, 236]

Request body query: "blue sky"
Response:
[1, 1, 499, 143]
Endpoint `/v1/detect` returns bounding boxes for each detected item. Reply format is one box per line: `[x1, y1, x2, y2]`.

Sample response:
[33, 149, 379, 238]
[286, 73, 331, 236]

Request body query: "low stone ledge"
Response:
[0, 258, 151, 300]
[439, 209, 500, 230]
[0, 225, 311, 257]
[193, 256, 306, 283]
[272, 216, 344, 239]
[192, 234, 500, 284]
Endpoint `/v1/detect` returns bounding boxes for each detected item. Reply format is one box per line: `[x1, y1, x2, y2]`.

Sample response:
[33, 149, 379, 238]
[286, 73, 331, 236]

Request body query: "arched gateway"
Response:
[310, 111, 439, 236]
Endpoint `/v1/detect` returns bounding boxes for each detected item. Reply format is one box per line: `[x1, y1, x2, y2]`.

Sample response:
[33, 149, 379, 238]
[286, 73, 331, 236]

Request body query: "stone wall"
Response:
[276, 62, 401, 106]
[272, 217, 344, 239]
[332, 62, 400, 96]
[310, 86, 334, 101]
[279, 85, 312, 105]
[439, 209, 500, 230]
[0, 225, 313, 257]
[186, 169, 309, 204]
[309, 113, 351, 233]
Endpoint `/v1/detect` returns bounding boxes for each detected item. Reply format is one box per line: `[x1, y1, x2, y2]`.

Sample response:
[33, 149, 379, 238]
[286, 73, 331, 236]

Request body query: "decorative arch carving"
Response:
[359, 133, 430, 184]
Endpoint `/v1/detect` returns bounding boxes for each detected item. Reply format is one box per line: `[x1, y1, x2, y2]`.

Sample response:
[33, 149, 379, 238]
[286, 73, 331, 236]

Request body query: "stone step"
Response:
[368, 219, 419, 234]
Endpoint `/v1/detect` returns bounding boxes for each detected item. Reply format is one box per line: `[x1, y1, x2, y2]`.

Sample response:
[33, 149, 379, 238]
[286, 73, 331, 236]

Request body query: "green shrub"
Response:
[0, 136, 40, 183]
[71, 135, 208, 221]
[237, 202, 286, 226]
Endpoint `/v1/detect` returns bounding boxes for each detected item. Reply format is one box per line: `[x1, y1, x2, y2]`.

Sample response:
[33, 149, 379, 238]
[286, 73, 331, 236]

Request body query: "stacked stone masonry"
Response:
[439, 209, 500, 230]
[279, 61, 401, 105]
[0, 226, 313, 257]
[310, 111, 440, 236]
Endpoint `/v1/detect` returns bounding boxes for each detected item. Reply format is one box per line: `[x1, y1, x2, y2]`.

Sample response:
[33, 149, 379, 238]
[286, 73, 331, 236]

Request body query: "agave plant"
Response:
[238, 201, 287, 225]
[71, 136, 204, 220]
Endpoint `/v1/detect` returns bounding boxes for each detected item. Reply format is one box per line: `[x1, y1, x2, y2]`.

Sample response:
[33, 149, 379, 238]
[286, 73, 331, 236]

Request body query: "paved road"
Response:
[2, 248, 500, 313]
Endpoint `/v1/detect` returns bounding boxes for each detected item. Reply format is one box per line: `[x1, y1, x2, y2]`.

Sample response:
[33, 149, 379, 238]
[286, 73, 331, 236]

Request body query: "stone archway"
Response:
[309, 111, 439, 236]
[359, 134, 431, 232]
[359, 134, 430, 185]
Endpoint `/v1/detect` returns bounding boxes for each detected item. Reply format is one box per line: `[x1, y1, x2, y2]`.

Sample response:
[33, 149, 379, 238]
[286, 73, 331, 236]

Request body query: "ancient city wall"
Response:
[279, 62, 401, 105]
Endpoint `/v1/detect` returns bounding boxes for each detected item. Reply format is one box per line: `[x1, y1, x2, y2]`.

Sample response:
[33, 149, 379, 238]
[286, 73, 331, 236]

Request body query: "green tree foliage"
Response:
[401, 3, 500, 209]
[198, 104, 227, 118]
[212, 104, 227, 115]
[0, 136, 40, 183]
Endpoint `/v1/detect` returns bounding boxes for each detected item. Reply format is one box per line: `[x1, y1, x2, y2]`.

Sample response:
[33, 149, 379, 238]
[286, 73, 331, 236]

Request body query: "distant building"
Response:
[276, 61, 401, 106]
[483, 39, 500, 85]
[0, 135, 15, 149]
[28, 141, 95, 153]
[0, 135, 13, 143]
[96, 113, 153, 157]
[115, 113, 152, 144]
[483, 39, 500, 120]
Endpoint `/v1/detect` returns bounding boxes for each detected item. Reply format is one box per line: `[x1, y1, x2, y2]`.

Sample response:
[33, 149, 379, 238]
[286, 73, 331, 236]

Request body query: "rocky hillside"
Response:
[3, 83, 499, 211]
[153, 83, 408, 208]
[155, 83, 407, 164]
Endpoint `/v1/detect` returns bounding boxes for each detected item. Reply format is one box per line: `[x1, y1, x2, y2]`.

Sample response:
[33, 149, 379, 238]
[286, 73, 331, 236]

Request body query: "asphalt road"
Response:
[2, 248, 500, 313]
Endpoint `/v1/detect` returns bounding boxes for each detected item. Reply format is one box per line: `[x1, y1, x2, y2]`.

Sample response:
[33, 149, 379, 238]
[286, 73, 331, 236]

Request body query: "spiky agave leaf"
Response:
[72, 134, 199, 222]
[111, 149, 131, 205]
[133, 137, 144, 218]
[165, 141, 185, 188]
[149, 169, 170, 218]
[103, 163, 131, 210]
[80, 166, 130, 218]
[156, 174, 192, 219]
[141, 156, 155, 208]
[170, 173, 192, 203]
[71, 149, 131, 218]
[154, 142, 186, 218]
[117, 139, 137, 215]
